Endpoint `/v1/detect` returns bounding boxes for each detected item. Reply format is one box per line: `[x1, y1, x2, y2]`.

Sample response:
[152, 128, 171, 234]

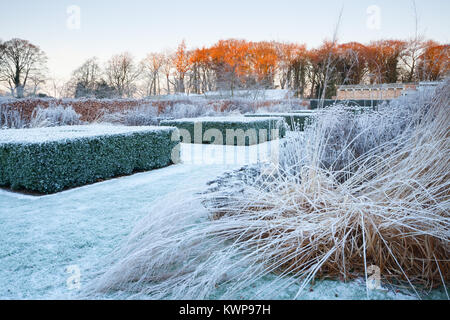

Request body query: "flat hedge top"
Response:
[245, 113, 313, 117]
[162, 116, 284, 124]
[0, 125, 176, 145]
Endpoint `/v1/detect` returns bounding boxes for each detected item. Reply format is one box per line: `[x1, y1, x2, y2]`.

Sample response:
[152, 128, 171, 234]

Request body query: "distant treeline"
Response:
[1, 38, 449, 99]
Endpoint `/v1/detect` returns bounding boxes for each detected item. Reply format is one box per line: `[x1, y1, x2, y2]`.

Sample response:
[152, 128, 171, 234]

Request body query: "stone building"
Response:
[336, 83, 417, 100]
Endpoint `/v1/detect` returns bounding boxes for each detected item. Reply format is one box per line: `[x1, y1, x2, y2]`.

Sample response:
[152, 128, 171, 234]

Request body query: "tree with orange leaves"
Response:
[289, 45, 309, 97]
[210, 39, 250, 96]
[112, 38, 450, 99]
[335, 42, 367, 85]
[308, 40, 339, 99]
[276, 43, 308, 96]
[277, 43, 297, 90]
[248, 41, 278, 88]
[173, 40, 190, 93]
[189, 47, 213, 94]
[364, 40, 407, 84]
[416, 41, 450, 81]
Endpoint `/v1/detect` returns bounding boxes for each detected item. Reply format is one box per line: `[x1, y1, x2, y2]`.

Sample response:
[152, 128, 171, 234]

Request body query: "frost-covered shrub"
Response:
[0, 125, 180, 194]
[29, 104, 81, 128]
[218, 99, 254, 114]
[100, 104, 162, 126]
[160, 116, 286, 146]
[0, 104, 26, 129]
[161, 103, 214, 119]
[100, 102, 220, 125]
[279, 88, 436, 180]
[1, 103, 81, 129]
[255, 103, 293, 113]
[123, 105, 159, 125]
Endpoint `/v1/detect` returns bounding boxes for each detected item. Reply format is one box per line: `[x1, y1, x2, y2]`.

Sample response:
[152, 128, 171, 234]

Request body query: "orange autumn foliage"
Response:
[249, 41, 278, 83]
[165, 38, 448, 97]
[364, 40, 407, 83]
[417, 41, 450, 81]
[174, 40, 190, 74]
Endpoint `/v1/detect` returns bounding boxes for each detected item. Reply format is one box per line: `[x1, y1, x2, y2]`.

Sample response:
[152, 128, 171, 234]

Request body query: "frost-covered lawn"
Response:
[0, 141, 447, 299]
[0, 142, 275, 299]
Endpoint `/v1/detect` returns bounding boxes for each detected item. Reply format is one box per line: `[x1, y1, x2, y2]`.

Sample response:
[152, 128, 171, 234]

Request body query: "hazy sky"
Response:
[1, 0, 449, 80]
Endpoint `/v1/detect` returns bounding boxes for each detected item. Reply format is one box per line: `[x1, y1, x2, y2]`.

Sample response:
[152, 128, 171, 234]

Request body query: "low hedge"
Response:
[309, 99, 388, 110]
[290, 109, 316, 113]
[0, 125, 180, 194]
[160, 117, 286, 146]
[245, 113, 314, 131]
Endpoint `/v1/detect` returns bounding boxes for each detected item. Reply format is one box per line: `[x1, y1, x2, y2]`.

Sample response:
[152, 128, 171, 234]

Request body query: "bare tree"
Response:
[28, 71, 47, 96]
[319, 7, 343, 107]
[70, 57, 102, 97]
[401, 0, 425, 82]
[161, 50, 175, 95]
[141, 53, 164, 96]
[0, 38, 47, 98]
[105, 52, 141, 97]
[401, 39, 425, 83]
[47, 77, 72, 98]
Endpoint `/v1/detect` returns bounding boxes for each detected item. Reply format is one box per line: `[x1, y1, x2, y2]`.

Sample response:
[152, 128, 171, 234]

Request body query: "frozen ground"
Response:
[0, 140, 447, 300]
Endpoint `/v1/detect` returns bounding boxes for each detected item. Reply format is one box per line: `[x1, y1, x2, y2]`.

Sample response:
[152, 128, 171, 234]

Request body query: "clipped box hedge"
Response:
[309, 99, 387, 110]
[290, 109, 317, 113]
[160, 116, 286, 146]
[0, 125, 180, 194]
[245, 113, 314, 131]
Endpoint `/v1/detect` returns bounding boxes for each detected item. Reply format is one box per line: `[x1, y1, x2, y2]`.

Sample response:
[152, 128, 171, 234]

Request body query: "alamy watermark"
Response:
[169, 123, 281, 166]
[366, 265, 381, 290]
[66, 264, 81, 290]
[66, 5, 81, 30]
[366, 5, 381, 31]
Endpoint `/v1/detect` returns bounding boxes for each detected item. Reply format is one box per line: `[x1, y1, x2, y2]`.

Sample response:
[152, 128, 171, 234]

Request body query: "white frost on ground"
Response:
[181, 141, 281, 166]
[0, 139, 447, 299]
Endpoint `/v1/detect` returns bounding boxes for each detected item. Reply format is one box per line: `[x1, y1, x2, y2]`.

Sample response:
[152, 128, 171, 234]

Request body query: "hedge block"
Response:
[290, 109, 317, 113]
[309, 99, 387, 110]
[245, 113, 314, 131]
[160, 116, 286, 146]
[0, 125, 180, 194]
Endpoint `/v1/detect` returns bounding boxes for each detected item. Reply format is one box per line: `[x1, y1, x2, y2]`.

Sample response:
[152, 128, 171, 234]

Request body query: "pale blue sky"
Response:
[1, 0, 449, 79]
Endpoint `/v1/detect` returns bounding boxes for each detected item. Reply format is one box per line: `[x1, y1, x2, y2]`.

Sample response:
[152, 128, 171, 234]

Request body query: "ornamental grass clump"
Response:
[89, 80, 449, 299]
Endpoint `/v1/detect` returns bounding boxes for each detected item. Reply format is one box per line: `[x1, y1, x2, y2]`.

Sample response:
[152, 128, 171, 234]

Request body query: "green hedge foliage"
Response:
[245, 113, 313, 131]
[160, 117, 286, 146]
[0, 126, 180, 194]
[309, 99, 388, 110]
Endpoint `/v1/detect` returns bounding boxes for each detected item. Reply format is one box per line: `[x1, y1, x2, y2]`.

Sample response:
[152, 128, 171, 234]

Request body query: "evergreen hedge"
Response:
[160, 117, 286, 146]
[245, 113, 313, 131]
[309, 99, 387, 110]
[0, 125, 180, 194]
